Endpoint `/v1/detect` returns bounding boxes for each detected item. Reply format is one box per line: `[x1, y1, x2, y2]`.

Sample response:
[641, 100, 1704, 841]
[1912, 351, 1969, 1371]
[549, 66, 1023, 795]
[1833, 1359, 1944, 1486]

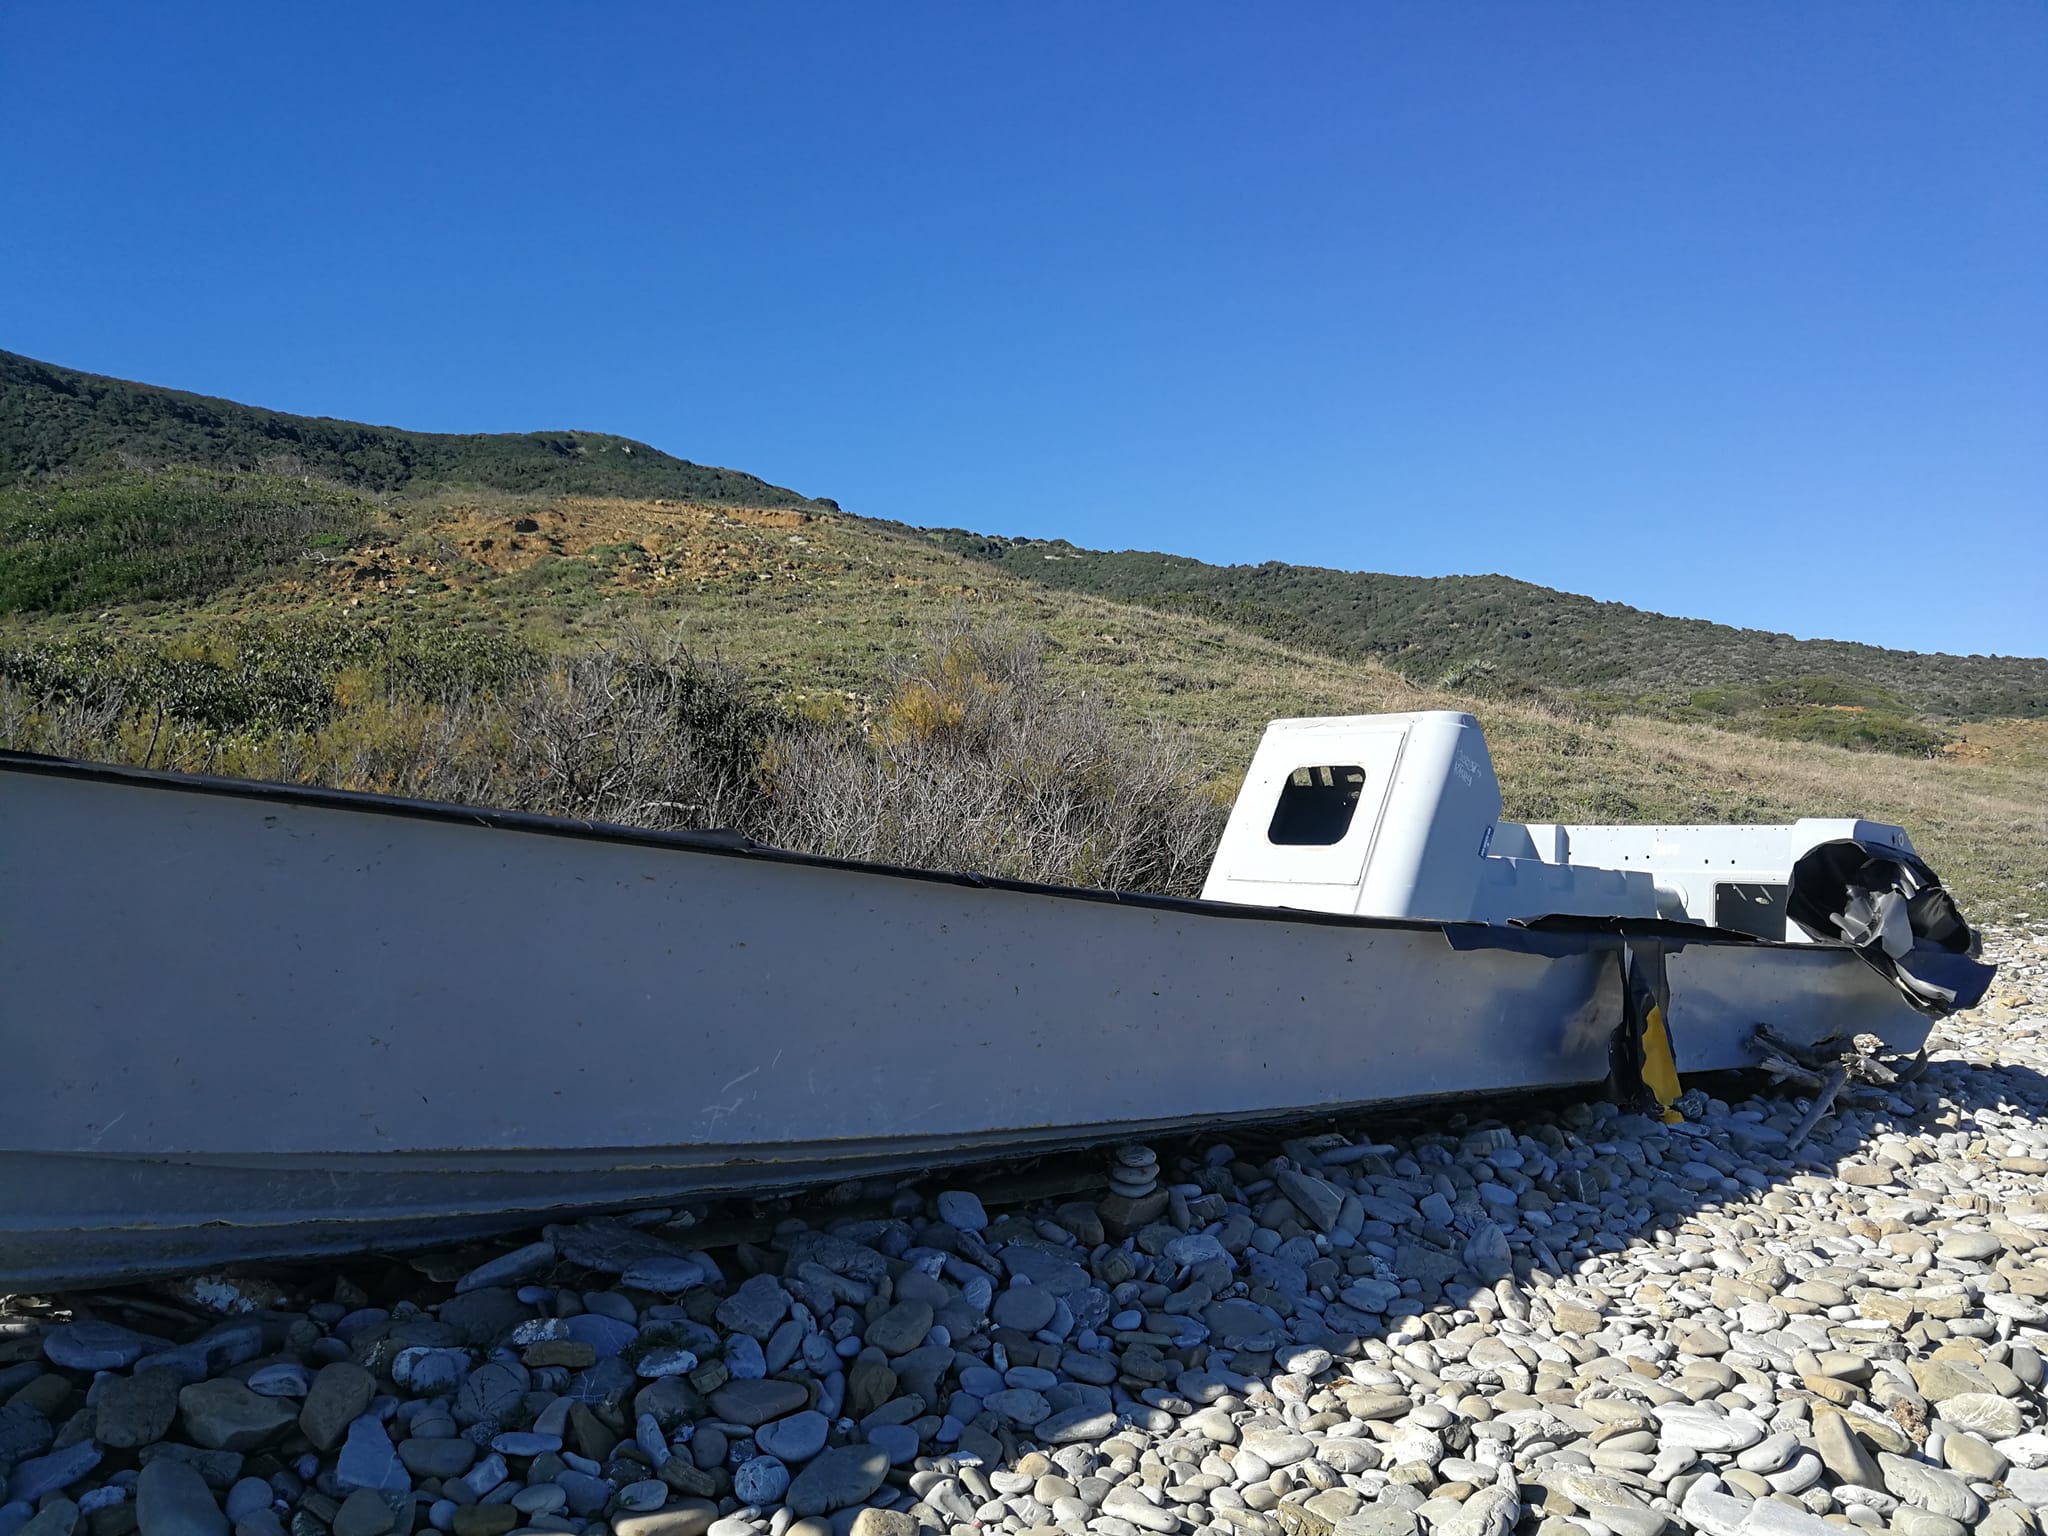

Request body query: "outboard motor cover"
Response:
[1787, 839, 1995, 1016]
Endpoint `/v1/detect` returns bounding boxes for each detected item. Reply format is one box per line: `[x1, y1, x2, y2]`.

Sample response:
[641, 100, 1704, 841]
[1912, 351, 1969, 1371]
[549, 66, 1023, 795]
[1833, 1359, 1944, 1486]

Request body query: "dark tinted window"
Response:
[1268, 765, 1367, 846]
[1714, 881, 1788, 940]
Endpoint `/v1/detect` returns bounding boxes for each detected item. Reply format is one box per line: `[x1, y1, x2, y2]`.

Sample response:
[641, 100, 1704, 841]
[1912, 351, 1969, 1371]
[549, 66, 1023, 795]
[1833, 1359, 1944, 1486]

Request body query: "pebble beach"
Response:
[3, 925, 2043, 1536]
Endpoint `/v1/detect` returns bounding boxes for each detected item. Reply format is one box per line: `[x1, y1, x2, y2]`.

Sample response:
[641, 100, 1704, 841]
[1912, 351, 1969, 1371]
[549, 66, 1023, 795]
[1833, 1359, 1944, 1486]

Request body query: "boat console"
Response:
[1203, 711, 1989, 1012]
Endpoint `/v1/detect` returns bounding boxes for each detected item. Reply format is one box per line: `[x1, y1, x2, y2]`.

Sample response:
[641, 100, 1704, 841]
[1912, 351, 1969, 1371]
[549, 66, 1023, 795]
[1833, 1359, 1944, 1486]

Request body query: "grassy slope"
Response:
[9, 348, 2045, 716]
[12, 486, 2041, 917]
[0, 470, 367, 612]
[921, 530, 2048, 724]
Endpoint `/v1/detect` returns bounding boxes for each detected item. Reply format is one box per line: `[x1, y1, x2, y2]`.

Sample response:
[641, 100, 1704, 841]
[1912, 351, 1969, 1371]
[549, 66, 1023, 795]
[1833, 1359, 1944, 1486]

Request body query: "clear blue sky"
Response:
[5, 4, 2043, 657]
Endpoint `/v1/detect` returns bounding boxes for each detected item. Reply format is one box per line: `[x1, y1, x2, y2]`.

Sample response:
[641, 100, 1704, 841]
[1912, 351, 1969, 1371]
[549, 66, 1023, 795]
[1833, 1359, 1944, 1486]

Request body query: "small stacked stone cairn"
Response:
[1101, 1147, 1165, 1239]
[1110, 1148, 1159, 1200]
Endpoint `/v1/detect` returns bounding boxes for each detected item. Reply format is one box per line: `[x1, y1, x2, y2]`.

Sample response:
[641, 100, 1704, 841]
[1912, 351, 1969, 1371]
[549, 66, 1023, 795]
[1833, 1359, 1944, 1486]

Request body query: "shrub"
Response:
[765, 616, 1228, 896]
[0, 616, 1231, 899]
[0, 469, 370, 613]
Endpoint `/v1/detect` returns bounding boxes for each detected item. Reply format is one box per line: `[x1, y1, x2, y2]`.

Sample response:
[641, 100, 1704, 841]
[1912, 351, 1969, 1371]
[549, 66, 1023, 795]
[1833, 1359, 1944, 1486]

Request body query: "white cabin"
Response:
[1202, 711, 1915, 940]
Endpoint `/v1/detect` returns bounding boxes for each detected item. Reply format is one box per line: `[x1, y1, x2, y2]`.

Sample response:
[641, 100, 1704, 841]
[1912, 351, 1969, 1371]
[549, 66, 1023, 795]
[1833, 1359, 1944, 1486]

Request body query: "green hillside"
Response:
[0, 350, 820, 507]
[921, 531, 2048, 741]
[0, 470, 367, 614]
[0, 347, 2041, 913]
[2, 348, 2042, 774]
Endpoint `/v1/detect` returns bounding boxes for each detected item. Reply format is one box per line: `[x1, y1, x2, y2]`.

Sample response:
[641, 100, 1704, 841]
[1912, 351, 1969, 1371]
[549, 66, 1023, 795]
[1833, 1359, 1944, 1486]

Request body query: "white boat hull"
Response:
[0, 756, 1930, 1289]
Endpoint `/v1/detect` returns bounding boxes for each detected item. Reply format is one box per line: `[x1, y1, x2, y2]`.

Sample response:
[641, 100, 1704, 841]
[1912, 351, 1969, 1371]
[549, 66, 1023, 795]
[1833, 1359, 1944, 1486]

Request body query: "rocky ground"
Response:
[3, 925, 2044, 1536]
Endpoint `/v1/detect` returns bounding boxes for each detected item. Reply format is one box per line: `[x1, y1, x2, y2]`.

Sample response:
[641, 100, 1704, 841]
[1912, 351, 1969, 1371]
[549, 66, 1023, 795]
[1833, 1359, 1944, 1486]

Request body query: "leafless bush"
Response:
[496, 637, 777, 830]
[763, 617, 1228, 896]
[0, 679, 128, 762]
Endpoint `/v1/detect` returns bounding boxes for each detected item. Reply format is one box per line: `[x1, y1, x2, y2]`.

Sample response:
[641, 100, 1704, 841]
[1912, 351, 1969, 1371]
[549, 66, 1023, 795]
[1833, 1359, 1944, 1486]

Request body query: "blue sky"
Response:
[4, 4, 2043, 657]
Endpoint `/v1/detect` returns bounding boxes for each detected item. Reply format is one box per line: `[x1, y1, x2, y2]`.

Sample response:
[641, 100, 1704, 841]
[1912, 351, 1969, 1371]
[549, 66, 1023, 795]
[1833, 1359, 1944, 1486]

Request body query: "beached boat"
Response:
[0, 711, 1991, 1289]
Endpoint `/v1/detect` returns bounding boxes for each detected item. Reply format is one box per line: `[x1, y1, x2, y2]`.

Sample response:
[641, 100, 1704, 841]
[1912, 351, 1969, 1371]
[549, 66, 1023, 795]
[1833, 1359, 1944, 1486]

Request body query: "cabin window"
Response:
[1714, 881, 1788, 940]
[1268, 765, 1368, 846]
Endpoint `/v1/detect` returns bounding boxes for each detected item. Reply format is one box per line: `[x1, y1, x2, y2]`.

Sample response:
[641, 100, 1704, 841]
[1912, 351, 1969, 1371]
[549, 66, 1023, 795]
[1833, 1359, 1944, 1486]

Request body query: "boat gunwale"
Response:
[0, 747, 1795, 954]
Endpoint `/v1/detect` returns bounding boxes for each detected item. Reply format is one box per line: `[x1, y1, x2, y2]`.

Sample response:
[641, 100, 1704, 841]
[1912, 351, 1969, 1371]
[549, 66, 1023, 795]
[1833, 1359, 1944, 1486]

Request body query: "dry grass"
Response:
[1469, 703, 2048, 913]
[770, 617, 1228, 895]
[0, 620, 1231, 899]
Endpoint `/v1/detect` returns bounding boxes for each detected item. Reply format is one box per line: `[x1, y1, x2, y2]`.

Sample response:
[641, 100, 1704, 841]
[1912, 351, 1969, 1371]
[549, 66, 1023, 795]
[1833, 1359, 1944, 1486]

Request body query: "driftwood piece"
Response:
[1786, 1062, 1851, 1151]
[1757, 1053, 1830, 1092]
[1753, 1024, 1851, 1073]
